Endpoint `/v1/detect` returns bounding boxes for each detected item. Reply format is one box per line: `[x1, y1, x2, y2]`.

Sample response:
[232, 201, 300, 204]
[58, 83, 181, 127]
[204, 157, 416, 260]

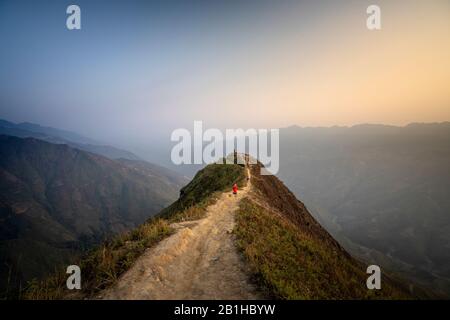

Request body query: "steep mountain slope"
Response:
[0, 135, 187, 296]
[26, 159, 415, 299]
[236, 163, 414, 299]
[24, 162, 247, 299]
[101, 166, 258, 299]
[277, 122, 450, 295]
[0, 119, 139, 160]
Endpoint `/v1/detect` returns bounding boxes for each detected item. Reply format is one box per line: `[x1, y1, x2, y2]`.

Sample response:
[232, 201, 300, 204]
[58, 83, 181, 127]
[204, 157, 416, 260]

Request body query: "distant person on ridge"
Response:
[232, 183, 238, 195]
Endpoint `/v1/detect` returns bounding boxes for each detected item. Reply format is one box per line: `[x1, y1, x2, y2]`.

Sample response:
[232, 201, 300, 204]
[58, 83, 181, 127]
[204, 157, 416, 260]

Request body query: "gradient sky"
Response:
[0, 0, 449, 145]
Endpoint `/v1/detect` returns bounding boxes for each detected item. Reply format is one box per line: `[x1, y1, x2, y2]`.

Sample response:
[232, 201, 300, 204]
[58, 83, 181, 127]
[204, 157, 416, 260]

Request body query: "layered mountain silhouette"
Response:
[0, 135, 187, 296]
[0, 119, 139, 160]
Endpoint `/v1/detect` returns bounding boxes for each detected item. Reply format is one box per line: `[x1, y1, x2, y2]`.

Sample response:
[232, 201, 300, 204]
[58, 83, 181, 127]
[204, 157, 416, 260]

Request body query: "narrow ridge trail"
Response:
[101, 166, 261, 299]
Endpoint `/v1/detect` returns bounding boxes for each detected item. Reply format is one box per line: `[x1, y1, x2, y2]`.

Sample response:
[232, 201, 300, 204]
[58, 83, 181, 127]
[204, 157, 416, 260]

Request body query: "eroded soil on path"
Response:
[101, 169, 261, 299]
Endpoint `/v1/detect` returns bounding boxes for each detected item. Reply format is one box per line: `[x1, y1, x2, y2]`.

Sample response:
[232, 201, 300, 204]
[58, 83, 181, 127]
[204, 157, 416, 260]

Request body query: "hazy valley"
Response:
[278, 123, 450, 295]
[0, 131, 187, 296]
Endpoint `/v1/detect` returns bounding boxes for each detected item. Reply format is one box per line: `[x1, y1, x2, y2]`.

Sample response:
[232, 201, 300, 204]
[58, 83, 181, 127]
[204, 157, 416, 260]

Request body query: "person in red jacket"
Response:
[232, 183, 238, 195]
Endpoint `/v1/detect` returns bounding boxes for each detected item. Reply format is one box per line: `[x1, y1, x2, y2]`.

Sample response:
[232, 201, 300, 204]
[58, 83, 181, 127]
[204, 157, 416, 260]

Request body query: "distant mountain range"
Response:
[1, 118, 448, 298]
[0, 119, 140, 160]
[0, 134, 188, 296]
[277, 122, 450, 296]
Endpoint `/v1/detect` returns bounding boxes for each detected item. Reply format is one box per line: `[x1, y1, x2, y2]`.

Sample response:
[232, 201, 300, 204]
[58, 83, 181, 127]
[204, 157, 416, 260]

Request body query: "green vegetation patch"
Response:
[234, 198, 409, 300]
[159, 163, 246, 218]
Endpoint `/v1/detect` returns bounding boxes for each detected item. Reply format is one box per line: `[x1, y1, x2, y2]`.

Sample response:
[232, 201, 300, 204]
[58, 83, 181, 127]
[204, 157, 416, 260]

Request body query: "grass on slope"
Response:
[234, 198, 410, 300]
[23, 163, 246, 300]
[24, 218, 172, 300]
[159, 163, 246, 219]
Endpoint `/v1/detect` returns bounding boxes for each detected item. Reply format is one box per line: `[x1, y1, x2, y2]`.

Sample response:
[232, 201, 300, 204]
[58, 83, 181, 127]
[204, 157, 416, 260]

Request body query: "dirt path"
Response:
[101, 167, 261, 299]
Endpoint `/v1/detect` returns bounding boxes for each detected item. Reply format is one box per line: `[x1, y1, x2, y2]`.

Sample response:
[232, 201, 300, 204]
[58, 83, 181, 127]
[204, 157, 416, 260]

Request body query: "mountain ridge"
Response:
[0, 135, 187, 297]
[0, 118, 140, 161]
[24, 158, 422, 299]
[278, 122, 450, 296]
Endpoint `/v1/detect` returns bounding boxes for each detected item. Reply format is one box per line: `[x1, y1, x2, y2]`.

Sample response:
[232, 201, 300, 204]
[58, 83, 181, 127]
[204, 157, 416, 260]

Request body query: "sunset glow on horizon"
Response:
[0, 0, 449, 141]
